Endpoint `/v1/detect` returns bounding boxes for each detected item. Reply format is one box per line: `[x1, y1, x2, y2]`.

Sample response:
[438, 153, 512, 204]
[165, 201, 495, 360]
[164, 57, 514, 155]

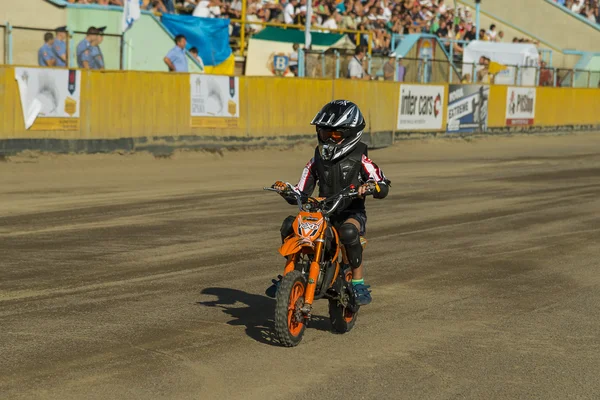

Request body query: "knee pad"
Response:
[339, 223, 362, 268]
[280, 215, 295, 242]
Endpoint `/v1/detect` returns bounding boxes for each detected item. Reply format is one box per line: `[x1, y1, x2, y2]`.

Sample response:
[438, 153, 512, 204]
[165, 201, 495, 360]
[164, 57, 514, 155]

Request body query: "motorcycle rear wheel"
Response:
[328, 269, 358, 333]
[274, 270, 307, 347]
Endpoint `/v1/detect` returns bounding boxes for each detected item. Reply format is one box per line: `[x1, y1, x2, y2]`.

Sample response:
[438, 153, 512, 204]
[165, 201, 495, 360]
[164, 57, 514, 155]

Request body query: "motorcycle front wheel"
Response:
[274, 270, 307, 347]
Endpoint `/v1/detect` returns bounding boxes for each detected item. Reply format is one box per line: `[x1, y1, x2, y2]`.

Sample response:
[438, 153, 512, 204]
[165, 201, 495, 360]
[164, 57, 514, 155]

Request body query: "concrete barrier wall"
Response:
[1, 66, 599, 155]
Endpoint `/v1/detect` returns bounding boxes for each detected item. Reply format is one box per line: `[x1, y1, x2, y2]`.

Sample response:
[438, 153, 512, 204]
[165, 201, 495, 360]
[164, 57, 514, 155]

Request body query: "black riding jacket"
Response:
[288, 142, 390, 214]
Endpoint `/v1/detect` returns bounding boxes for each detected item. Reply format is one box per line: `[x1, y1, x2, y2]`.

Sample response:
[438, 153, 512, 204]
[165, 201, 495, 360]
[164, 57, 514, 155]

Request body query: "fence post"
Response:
[516, 65, 521, 86]
[6, 22, 12, 65]
[587, 70, 591, 88]
[367, 52, 372, 75]
[298, 48, 305, 77]
[448, 61, 453, 83]
[335, 50, 340, 79]
[120, 33, 125, 70]
[321, 52, 325, 78]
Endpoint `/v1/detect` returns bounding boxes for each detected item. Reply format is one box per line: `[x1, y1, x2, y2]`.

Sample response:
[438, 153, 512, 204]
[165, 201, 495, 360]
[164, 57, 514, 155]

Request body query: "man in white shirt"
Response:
[571, 0, 585, 14]
[193, 0, 211, 17]
[438, 0, 447, 14]
[348, 45, 370, 80]
[284, 0, 298, 24]
[322, 11, 341, 31]
[486, 24, 497, 41]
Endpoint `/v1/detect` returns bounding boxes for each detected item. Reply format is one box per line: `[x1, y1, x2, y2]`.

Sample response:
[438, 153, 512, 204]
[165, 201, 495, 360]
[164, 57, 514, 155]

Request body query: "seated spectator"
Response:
[464, 25, 476, 41]
[38, 33, 57, 67]
[192, 0, 221, 17]
[479, 29, 488, 40]
[284, 0, 299, 24]
[486, 24, 497, 41]
[321, 10, 342, 31]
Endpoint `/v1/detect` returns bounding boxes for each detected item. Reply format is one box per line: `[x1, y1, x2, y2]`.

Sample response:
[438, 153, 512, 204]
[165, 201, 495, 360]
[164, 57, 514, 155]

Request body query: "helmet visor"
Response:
[317, 127, 344, 144]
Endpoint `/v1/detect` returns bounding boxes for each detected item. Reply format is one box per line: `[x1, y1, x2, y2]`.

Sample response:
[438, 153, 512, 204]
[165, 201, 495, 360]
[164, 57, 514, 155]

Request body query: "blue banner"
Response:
[446, 84, 490, 133]
[161, 14, 231, 66]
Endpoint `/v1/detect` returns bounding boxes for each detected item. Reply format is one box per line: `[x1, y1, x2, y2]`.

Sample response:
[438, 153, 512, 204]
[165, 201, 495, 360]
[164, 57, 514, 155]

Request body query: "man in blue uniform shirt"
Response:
[90, 26, 105, 70]
[53, 26, 68, 67]
[38, 33, 57, 67]
[164, 35, 189, 73]
[77, 27, 99, 69]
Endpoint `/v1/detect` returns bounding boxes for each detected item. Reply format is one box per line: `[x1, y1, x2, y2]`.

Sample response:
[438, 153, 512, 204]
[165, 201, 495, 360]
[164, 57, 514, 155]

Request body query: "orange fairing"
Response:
[278, 212, 325, 257]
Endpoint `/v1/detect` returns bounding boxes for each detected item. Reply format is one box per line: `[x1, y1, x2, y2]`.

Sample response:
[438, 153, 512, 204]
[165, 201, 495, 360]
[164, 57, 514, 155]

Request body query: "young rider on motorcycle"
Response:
[267, 100, 391, 306]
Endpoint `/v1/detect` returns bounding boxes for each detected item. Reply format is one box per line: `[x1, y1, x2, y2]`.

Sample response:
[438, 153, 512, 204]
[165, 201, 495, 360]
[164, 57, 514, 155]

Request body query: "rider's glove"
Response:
[272, 181, 293, 194]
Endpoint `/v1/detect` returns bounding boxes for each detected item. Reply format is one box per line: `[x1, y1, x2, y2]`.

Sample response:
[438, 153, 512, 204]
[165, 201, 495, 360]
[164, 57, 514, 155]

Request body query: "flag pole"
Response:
[475, 0, 481, 40]
[240, 0, 247, 56]
[305, 0, 312, 49]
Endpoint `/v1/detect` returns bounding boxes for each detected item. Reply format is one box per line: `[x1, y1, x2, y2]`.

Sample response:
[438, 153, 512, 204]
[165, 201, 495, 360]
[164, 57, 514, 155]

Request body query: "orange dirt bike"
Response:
[264, 182, 378, 347]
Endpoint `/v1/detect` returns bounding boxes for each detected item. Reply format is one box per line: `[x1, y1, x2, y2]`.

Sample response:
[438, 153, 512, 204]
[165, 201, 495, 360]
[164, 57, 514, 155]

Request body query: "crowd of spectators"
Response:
[64, 0, 546, 56]
[554, 0, 600, 24]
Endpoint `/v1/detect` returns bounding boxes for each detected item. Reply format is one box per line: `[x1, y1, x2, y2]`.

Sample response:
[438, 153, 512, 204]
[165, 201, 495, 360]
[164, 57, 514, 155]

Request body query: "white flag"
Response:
[122, 0, 141, 34]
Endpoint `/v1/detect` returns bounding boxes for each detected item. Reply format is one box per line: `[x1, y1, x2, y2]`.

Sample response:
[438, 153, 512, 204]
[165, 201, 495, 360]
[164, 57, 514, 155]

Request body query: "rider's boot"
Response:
[265, 275, 283, 298]
[351, 278, 372, 306]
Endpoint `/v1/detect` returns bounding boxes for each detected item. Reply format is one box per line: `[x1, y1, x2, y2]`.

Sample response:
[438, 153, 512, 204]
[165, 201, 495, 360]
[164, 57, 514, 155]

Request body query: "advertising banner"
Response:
[506, 87, 536, 126]
[397, 84, 445, 130]
[14, 68, 81, 130]
[190, 75, 240, 128]
[446, 84, 490, 133]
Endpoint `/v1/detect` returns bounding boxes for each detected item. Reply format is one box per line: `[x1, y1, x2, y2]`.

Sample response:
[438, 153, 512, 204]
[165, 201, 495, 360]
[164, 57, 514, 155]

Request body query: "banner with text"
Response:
[190, 75, 240, 128]
[397, 84, 445, 130]
[506, 87, 536, 126]
[14, 68, 81, 130]
[446, 84, 490, 133]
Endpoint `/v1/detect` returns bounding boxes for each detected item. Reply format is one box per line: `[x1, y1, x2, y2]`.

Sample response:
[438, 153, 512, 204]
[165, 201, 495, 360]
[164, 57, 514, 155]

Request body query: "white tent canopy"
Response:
[463, 41, 541, 86]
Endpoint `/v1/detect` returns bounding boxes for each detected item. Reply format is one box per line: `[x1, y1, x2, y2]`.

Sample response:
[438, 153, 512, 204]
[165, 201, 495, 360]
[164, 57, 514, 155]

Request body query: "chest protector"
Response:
[313, 142, 368, 212]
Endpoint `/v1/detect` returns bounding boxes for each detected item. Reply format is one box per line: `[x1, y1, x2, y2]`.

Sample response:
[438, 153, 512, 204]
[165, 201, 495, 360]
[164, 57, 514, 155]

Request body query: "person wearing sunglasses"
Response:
[267, 100, 391, 306]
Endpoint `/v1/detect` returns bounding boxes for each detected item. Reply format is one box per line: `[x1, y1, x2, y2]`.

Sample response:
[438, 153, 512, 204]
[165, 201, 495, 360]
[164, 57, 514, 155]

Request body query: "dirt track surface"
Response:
[2, 133, 600, 400]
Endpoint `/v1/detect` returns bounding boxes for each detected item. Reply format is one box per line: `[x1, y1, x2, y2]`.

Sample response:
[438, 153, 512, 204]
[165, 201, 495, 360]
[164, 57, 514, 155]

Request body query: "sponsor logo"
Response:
[397, 85, 445, 130]
[506, 87, 536, 126]
[400, 90, 442, 117]
[448, 101, 470, 120]
[449, 87, 465, 103]
[508, 91, 534, 115]
[433, 94, 441, 117]
[267, 52, 290, 76]
[299, 222, 320, 231]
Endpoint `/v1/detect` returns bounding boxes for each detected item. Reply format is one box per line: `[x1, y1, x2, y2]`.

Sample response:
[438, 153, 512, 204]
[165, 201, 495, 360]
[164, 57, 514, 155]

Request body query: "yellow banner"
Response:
[29, 118, 81, 131]
[190, 117, 238, 129]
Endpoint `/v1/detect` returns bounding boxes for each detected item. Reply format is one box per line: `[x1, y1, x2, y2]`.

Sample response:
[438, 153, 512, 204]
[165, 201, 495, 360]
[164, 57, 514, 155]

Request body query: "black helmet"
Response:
[310, 100, 366, 161]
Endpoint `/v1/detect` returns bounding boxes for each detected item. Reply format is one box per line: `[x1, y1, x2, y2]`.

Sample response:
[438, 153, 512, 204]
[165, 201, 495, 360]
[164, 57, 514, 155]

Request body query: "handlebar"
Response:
[263, 182, 377, 216]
